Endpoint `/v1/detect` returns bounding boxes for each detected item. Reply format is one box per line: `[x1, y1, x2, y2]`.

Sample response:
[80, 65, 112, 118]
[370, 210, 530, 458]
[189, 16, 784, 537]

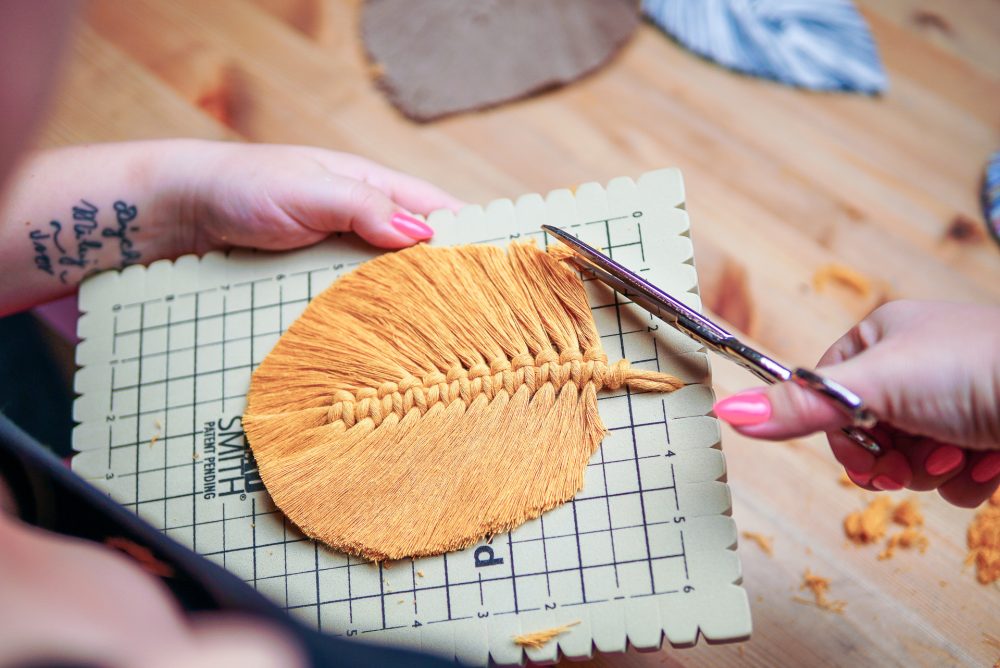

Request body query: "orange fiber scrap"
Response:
[892, 498, 924, 528]
[878, 529, 929, 561]
[797, 569, 846, 614]
[966, 488, 1000, 585]
[512, 621, 580, 649]
[104, 537, 174, 578]
[812, 263, 872, 297]
[740, 530, 773, 556]
[845, 496, 930, 560]
[243, 242, 683, 561]
[879, 497, 929, 560]
[843, 496, 894, 544]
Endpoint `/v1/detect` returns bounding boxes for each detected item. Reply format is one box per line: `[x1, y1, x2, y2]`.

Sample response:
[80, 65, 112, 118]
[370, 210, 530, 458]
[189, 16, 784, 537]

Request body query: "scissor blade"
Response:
[540, 226, 882, 454]
[541, 225, 731, 344]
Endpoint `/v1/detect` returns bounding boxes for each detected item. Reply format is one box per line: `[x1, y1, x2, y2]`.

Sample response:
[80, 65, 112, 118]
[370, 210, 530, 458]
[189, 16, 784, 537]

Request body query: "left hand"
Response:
[1, 140, 466, 315]
[176, 142, 465, 253]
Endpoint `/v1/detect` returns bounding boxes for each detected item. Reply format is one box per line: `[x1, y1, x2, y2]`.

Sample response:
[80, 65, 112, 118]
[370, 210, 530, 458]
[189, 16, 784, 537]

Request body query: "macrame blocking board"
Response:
[71, 169, 751, 665]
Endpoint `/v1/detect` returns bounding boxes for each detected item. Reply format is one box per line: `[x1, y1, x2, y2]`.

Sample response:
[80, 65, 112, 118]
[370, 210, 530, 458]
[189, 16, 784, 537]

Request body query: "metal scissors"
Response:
[542, 225, 882, 454]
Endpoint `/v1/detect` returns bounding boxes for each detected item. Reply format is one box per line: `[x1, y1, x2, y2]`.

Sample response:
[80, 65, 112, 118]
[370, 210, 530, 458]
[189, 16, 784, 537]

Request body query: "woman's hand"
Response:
[176, 142, 465, 253]
[0, 507, 305, 668]
[713, 300, 1000, 507]
[0, 140, 464, 315]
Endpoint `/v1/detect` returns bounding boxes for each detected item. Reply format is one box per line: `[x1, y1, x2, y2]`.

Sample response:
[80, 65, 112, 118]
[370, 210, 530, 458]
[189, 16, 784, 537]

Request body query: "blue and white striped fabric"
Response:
[642, 0, 887, 93]
[983, 151, 1000, 246]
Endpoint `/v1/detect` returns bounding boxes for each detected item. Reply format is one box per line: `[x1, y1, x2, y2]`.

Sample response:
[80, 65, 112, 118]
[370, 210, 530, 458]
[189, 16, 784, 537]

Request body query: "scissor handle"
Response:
[720, 341, 883, 455]
[789, 368, 877, 429]
[837, 426, 882, 454]
[787, 368, 881, 455]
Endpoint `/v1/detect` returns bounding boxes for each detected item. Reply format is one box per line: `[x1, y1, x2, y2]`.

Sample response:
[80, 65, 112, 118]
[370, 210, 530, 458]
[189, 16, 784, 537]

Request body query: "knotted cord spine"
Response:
[326, 348, 683, 428]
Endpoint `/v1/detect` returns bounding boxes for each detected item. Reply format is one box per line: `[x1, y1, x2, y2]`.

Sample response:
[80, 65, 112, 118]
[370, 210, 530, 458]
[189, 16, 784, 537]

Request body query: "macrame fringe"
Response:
[244, 242, 683, 561]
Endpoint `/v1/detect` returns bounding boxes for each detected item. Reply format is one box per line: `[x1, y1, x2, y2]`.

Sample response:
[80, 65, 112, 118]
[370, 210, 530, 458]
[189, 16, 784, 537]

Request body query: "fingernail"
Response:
[924, 445, 964, 477]
[846, 469, 872, 486]
[971, 453, 1000, 484]
[390, 212, 433, 241]
[713, 391, 771, 426]
[871, 475, 903, 491]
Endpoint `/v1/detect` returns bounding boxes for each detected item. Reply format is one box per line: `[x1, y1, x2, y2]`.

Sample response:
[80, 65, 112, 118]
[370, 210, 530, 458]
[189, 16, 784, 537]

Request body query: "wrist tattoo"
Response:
[102, 201, 141, 266]
[27, 198, 141, 284]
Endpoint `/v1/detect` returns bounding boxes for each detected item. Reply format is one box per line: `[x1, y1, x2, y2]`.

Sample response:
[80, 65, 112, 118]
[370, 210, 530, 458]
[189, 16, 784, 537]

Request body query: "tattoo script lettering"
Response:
[26, 198, 141, 284]
[29, 230, 54, 276]
[101, 201, 141, 266]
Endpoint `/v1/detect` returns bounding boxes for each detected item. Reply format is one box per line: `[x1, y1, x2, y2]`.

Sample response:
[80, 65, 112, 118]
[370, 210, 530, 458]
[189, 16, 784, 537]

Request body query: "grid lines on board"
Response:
[94, 217, 689, 631]
[74, 171, 749, 665]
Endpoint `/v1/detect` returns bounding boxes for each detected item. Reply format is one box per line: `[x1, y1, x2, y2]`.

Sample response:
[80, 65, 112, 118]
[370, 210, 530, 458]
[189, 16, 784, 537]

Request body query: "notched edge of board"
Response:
[71, 168, 751, 666]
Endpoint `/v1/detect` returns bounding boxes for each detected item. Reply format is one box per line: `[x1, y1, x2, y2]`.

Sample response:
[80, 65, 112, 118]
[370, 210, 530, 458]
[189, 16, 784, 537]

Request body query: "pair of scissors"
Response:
[542, 225, 881, 454]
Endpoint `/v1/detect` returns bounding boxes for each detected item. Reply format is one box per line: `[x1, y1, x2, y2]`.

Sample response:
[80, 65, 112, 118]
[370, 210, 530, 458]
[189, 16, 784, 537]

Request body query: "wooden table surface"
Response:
[40, 1, 1000, 666]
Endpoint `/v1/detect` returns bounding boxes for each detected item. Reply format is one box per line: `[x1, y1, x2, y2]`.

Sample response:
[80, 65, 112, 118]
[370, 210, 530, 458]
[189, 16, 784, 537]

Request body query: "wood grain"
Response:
[39, 1, 1000, 665]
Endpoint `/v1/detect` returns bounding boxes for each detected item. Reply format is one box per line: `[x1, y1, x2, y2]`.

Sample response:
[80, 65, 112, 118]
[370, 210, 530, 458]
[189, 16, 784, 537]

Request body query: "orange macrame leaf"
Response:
[243, 242, 683, 561]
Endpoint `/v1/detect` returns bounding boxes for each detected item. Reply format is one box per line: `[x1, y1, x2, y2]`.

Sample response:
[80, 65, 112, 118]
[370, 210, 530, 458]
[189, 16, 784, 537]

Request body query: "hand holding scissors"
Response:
[543, 226, 1000, 507]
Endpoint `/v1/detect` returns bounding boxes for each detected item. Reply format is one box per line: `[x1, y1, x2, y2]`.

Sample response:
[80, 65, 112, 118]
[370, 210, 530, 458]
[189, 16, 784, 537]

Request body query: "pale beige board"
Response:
[71, 169, 750, 665]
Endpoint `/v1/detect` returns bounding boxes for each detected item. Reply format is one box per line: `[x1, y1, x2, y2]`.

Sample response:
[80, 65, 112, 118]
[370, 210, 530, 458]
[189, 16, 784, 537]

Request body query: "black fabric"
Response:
[0, 414, 453, 667]
[0, 312, 73, 457]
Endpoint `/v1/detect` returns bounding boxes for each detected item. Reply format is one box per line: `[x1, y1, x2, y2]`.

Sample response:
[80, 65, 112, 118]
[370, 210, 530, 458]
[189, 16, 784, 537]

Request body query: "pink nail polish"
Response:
[846, 469, 872, 486]
[971, 453, 1000, 484]
[713, 391, 771, 426]
[871, 475, 903, 491]
[390, 212, 433, 241]
[924, 445, 964, 477]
